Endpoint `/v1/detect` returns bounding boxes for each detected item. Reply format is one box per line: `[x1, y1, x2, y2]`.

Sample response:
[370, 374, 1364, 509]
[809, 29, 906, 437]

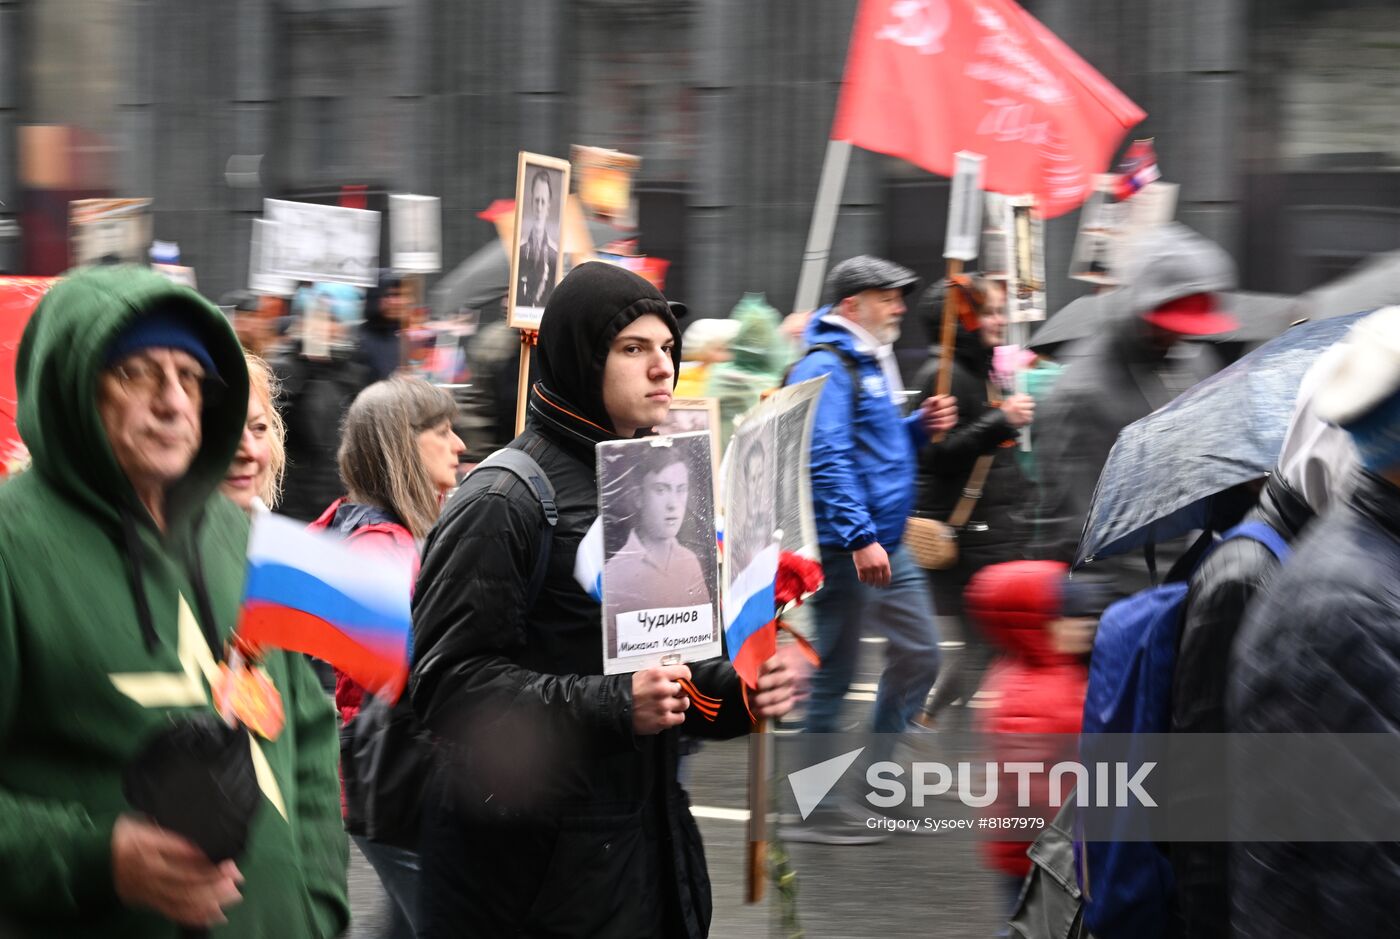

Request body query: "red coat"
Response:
[309, 499, 421, 819]
[965, 560, 1087, 878]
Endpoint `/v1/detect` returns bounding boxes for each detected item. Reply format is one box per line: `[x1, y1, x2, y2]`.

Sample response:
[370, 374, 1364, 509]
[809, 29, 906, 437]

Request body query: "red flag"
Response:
[1, 278, 57, 477]
[832, 0, 1145, 218]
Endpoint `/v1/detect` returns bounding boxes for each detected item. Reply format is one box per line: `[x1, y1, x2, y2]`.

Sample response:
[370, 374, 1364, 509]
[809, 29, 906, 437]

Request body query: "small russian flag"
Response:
[237, 513, 415, 702]
[1114, 139, 1160, 201]
[573, 517, 604, 602]
[723, 542, 780, 689]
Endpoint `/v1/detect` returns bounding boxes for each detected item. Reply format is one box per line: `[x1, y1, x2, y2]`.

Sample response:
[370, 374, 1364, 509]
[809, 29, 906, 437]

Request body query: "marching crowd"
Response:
[2, 216, 1400, 938]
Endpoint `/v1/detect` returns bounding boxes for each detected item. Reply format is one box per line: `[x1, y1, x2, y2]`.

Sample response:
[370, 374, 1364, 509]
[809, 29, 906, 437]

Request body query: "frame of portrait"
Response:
[506, 151, 572, 331]
[596, 432, 721, 676]
[655, 397, 721, 503]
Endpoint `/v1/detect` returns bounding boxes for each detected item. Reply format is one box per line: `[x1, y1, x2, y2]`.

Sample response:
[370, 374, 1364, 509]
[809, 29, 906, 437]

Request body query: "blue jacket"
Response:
[786, 310, 928, 551]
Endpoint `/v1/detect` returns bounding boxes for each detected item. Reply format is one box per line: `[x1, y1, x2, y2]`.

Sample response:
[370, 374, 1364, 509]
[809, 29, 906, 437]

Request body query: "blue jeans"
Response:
[803, 544, 941, 735]
[353, 835, 422, 939]
[1001, 872, 1026, 936]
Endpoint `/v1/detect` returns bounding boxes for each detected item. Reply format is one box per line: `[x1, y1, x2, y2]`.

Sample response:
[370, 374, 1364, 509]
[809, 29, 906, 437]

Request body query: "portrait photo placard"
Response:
[1006, 195, 1046, 324]
[655, 397, 721, 501]
[597, 433, 721, 675]
[507, 151, 571, 331]
[263, 198, 380, 288]
[720, 379, 823, 585]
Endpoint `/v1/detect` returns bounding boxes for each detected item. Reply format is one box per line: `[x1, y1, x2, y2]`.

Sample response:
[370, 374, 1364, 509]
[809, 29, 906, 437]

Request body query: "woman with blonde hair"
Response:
[311, 376, 464, 939]
[222, 352, 287, 511]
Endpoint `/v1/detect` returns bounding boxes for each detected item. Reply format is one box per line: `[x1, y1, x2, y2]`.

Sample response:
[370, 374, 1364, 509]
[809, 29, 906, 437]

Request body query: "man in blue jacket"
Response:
[784, 257, 956, 809]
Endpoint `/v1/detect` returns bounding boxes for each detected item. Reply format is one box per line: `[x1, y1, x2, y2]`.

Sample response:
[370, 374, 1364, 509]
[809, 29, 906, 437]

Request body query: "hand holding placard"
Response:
[632, 664, 693, 735]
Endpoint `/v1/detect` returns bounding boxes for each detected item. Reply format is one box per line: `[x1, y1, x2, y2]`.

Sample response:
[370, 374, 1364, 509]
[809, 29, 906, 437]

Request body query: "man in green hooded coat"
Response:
[0, 265, 348, 937]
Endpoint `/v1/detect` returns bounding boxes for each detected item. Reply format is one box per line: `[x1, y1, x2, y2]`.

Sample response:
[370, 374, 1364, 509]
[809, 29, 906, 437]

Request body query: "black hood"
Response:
[362, 270, 403, 335]
[535, 261, 683, 432]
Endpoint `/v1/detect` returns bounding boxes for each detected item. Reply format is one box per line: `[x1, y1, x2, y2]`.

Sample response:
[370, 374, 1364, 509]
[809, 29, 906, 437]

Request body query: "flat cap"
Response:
[822, 255, 920, 308]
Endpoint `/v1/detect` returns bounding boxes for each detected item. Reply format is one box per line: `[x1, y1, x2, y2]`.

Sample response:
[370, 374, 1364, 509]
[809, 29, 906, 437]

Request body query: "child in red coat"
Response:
[964, 561, 1111, 914]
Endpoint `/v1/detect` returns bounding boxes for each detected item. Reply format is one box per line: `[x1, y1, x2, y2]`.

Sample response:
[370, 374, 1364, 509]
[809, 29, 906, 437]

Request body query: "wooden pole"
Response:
[936, 258, 964, 398]
[745, 716, 769, 904]
[930, 258, 965, 443]
[515, 330, 535, 436]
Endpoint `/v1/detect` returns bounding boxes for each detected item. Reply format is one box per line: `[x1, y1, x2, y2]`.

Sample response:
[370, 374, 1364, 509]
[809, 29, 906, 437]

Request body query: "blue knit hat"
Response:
[104, 307, 219, 378]
[1339, 386, 1400, 473]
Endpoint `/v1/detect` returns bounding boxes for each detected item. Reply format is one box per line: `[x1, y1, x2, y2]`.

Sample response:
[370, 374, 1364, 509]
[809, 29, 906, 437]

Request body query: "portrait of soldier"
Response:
[517, 167, 560, 309]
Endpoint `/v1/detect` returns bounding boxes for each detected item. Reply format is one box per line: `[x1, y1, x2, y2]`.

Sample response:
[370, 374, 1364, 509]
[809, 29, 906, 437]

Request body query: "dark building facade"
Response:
[4, 0, 1400, 321]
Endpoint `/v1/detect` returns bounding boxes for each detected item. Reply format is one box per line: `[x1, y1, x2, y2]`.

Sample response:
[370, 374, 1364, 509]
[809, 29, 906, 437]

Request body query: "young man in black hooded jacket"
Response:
[410, 262, 796, 938]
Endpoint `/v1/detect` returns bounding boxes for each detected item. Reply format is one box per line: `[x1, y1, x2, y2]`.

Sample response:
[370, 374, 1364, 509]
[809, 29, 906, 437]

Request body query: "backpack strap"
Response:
[784, 342, 864, 423]
[471, 445, 559, 607]
[1222, 520, 1292, 563]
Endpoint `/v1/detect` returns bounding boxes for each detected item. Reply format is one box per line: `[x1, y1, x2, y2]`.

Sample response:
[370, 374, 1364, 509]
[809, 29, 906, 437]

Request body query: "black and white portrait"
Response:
[597, 433, 720, 674]
[719, 379, 823, 592]
[655, 399, 713, 437]
[263, 198, 380, 288]
[508, 152, 570, 330]
[655, 398, 720, 500]
[726, 429, 778, 577]
[389, 194, 442, 274]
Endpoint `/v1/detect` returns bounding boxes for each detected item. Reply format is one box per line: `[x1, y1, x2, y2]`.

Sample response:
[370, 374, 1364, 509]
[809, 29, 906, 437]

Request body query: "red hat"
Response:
[1141, 292, 1238, 337]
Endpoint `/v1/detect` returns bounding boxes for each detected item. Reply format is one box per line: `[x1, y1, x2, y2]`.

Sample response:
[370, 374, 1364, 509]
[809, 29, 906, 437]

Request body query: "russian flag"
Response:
[237, 513, 415, 702]
[723, 542, 780, 689]
[573, 517, 604, 602]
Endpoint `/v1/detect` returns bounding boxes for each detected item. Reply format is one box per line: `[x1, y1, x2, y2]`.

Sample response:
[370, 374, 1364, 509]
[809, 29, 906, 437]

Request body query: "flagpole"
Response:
[933, 152, 985, 442]
[792, 139, 852, 315]
[935, 258, 965, 401]
[745, 715, 769, 904]
[515, 330, 535, 436]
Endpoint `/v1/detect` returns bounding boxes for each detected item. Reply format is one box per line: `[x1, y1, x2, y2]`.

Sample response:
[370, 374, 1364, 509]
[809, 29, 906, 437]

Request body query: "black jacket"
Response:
[1227, 472, 1400, 938]
[913, 319, 1028, 577]
[1031, 309, 1217, 590]
[273, 345, 374, 522]
[357, 322, 400, 383]
[409, 263, 749, 939]
[1167, 475, 1313, 939]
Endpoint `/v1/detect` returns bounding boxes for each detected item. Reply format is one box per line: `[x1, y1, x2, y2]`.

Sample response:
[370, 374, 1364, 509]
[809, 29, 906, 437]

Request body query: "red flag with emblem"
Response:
[832, 0, 1145, 218]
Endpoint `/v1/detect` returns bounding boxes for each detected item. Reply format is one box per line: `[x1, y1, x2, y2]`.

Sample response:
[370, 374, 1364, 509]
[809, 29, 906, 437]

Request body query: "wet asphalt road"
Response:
[347, 639, 1008, 938]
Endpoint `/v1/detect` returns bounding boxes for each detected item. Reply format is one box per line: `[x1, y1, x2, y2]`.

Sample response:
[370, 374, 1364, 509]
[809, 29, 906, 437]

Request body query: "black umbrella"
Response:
[123, 713, 263, 937]
[1290, 249, 1400, 325]
[429, 240, 510, 319]
[123, 714, 261, 863]
[1028, 289, 1297, 354]
[1075, 312, 1365, 568]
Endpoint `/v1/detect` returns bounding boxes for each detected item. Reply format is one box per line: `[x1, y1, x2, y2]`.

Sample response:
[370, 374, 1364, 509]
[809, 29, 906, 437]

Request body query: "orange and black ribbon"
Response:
[679, 678, 723, 722]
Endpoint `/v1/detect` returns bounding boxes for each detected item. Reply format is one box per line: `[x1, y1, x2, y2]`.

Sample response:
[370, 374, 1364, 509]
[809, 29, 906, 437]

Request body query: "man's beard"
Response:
[874, 322, 902, 346]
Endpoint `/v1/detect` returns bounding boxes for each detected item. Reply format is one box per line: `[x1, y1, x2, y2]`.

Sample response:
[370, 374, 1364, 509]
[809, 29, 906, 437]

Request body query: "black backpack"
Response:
[342, 446, 558, 848]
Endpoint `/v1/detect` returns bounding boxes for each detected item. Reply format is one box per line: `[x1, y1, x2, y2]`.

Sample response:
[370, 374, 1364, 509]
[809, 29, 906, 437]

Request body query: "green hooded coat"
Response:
[0, 266, 348, 937]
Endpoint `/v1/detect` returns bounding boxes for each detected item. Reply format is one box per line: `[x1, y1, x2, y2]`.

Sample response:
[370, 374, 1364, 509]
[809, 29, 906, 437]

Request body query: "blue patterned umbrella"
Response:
[1075, 312, 1365, 567]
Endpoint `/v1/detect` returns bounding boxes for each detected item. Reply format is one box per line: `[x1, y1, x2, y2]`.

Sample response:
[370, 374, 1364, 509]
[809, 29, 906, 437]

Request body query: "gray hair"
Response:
[338, 377, 457, 539]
